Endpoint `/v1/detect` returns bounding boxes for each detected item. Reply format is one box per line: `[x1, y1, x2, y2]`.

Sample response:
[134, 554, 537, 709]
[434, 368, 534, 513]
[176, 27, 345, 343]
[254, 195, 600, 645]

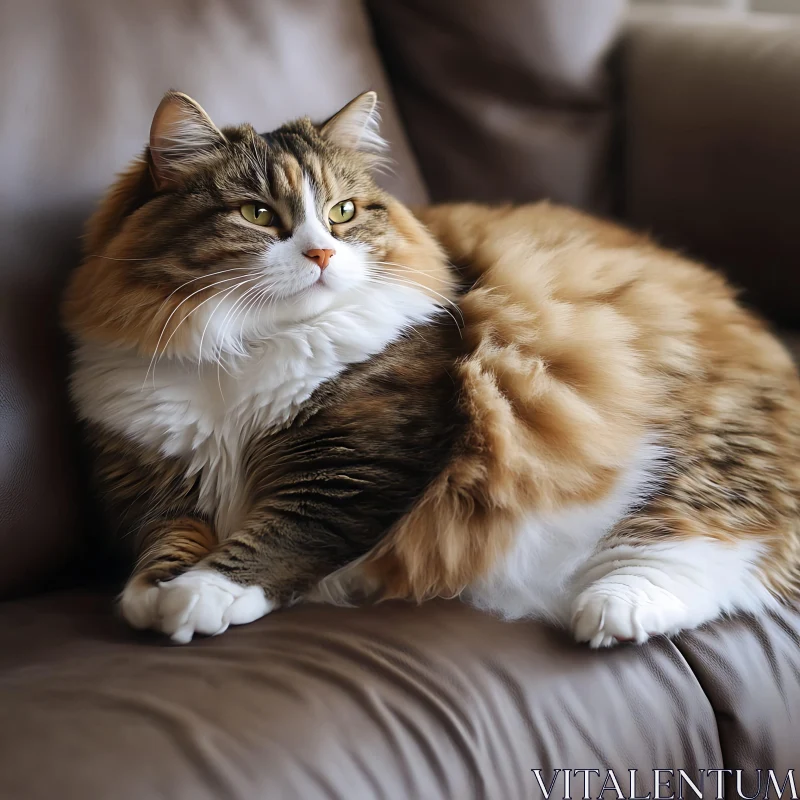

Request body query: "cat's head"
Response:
[63, 91, 450, 359]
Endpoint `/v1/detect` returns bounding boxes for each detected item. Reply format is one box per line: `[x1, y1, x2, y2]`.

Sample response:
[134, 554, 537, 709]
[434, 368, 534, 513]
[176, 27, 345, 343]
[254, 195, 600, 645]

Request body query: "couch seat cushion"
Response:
[0, 593, 726, 800]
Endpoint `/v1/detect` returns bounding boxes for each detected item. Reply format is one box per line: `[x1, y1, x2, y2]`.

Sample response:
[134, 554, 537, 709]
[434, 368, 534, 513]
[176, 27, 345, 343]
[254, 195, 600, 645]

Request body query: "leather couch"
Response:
[1, 2, 799, 798]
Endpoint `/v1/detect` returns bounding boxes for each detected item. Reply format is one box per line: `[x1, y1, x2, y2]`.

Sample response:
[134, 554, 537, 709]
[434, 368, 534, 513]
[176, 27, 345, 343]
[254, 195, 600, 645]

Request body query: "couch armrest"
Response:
[621, 7, 800, 327]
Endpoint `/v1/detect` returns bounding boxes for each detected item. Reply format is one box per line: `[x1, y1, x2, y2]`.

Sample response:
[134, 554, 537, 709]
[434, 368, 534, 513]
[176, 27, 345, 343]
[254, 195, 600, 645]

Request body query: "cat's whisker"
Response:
[230, 288, 265, 358]
[234, 285, 274, 355]
[148, 279, 261, 391]
[146, 271, 261, 380]
[368, 261, 452, 287]
[210, 289, 261, 382]
[162, 266, 259, 299]
[366, 270, 465, 328]
[88, 255, 161, 262]
[367, 265, 463, 316]
[157, 277, 260, 368]
[254, 287, 279, 319]
[196, 277, 264, 374]
[372, 284, 463, 335]
[154, 267, 262, 332]
[246, 285, 278, 329]
[215, 280, 267, 358]
[144, 273, 261, 388]
[217, 286, 276, 399]
[364, 275, 463, 335]
[364, 260, 454, 287]
[207, 285, 255, 364]
[212, 281, 272, 396]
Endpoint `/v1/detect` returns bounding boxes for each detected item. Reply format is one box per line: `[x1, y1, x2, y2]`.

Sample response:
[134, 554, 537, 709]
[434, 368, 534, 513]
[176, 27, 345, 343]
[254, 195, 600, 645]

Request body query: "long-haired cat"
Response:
[63, 91, 800, 646]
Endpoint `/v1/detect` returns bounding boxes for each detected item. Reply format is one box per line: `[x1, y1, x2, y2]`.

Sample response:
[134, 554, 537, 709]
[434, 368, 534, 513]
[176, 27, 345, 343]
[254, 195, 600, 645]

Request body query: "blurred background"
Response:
[639, 0, 796, 11]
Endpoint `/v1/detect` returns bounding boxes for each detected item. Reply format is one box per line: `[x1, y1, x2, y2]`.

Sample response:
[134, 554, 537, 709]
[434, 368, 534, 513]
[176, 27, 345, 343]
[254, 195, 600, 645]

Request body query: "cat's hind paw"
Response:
[570, 575, 689, 648]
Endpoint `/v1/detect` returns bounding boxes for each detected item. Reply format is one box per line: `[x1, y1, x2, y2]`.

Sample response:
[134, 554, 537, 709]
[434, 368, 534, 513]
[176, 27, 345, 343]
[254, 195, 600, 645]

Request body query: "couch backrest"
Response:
[622, 9, 800, 327]
[368, 0, 627, 212]
[371, 1, 800, 326]
[0, 0, 426, 598]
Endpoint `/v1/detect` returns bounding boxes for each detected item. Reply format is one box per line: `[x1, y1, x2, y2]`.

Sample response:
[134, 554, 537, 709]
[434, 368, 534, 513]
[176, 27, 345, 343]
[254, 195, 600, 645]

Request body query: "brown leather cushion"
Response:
[0, 0, 426, 599]
[368, 0, 626, 211]
[622, 9, 800, 327]
[0, 594, 725, 800]
[676, 614, 800, 797]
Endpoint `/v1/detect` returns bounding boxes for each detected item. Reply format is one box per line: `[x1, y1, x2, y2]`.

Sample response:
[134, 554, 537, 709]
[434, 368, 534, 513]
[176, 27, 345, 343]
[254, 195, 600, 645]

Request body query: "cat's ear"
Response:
[149, 91, 226, 189]
[319, 91, 386, 155]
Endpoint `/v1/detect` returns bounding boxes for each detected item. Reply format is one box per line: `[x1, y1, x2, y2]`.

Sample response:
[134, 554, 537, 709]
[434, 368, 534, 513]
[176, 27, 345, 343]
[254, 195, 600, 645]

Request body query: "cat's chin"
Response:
[291, 279, 337, 306]
[285, 272, 344, 301]
[264, 281, 341, 327]
[280, 272, 372, 313]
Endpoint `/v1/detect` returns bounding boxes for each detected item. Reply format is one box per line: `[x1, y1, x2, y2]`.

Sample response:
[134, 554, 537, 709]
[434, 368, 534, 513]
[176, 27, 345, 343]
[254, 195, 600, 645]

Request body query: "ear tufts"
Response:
[319, 91, 387, 155]
[149, 91, 226, 189]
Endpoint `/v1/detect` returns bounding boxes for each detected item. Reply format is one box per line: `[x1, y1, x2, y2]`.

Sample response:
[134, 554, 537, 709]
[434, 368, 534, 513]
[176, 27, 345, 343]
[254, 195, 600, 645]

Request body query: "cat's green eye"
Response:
[240, 203, 277, 227]
[329, 199, 356, 225]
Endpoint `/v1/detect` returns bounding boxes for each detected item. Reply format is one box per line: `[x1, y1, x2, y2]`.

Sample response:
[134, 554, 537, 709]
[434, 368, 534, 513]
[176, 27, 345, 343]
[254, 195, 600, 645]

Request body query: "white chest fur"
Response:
[71, 285, 438, 538]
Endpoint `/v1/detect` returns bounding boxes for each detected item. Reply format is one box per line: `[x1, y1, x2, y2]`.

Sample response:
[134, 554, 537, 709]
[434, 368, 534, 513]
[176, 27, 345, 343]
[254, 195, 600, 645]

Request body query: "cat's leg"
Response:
[119, 517, 217, 632]
[153, 519, 348, 643]
[570, 373, 800, 647]
[149, 330, 463, 643]
[569, 538, 777, 648]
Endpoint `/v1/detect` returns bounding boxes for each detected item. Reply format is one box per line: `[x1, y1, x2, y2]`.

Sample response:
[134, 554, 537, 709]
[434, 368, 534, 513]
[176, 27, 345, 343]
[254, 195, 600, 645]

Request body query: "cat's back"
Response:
[422, 200, 730, 315]
[423, 201, 798, 388]
[422, 200, 800, 514]
[370, 201, 800, 608]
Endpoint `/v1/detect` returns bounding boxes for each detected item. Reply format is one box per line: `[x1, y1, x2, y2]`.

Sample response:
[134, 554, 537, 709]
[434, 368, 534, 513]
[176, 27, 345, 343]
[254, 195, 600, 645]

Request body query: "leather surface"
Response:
[622, 8, 800, 327]
[0, 593, 722, 800]
[0, 0, 426, 598]
[675, 607, 800, 797]
[368, 0, 627, 211]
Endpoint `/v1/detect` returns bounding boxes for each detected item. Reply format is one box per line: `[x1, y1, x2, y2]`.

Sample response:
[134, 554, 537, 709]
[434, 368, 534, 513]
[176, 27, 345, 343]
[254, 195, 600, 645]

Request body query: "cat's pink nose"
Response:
[304, 248, 336, 270]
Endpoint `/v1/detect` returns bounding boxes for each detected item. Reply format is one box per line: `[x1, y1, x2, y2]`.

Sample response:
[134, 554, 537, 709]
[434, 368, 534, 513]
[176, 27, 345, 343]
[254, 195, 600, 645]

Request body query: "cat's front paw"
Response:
[120, 570, 273, 643]
[157, 570, 274, 643]
[570, 575, 689, 648]
[120, 574, 161, 631]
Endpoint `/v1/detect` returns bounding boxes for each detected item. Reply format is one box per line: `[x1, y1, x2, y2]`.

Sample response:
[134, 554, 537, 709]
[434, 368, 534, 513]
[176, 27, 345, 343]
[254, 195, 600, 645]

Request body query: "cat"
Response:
[62, 90, 800, 647]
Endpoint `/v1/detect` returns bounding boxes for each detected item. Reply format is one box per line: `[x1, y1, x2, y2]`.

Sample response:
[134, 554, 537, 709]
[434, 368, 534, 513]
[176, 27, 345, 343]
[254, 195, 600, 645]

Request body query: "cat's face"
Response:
[65, 92, 449, 358]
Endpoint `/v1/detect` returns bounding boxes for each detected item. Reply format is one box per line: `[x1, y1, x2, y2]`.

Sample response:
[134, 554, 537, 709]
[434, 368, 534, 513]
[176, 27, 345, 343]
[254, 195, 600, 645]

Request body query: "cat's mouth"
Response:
[302, 275, 328, 293]
[314, 272, 332, 289]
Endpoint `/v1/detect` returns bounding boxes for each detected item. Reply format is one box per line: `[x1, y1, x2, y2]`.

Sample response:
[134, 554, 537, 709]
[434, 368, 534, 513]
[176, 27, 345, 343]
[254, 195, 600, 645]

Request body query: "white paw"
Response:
[120, 570, 273, 643]
[571, 575, 689, 648]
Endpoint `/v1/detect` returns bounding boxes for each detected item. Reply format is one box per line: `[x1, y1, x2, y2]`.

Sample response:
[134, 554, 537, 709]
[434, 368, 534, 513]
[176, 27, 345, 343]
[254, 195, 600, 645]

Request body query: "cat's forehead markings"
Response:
[299, 150, 325, 185]
[301, 174, 326, 226]
[258, 151, 308, 222]
[266, 156, 290, 197]
[280, 154, 303, 195]
[320, 164, 338, 200]
[266, 161, 289, 200]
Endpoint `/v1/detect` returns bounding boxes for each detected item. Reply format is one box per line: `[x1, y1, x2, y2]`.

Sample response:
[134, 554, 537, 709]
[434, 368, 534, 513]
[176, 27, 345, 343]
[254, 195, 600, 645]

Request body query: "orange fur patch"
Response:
[366, 202, 800, 602]
[63, 159, 206, 356]
[381, 199, 456, 303]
